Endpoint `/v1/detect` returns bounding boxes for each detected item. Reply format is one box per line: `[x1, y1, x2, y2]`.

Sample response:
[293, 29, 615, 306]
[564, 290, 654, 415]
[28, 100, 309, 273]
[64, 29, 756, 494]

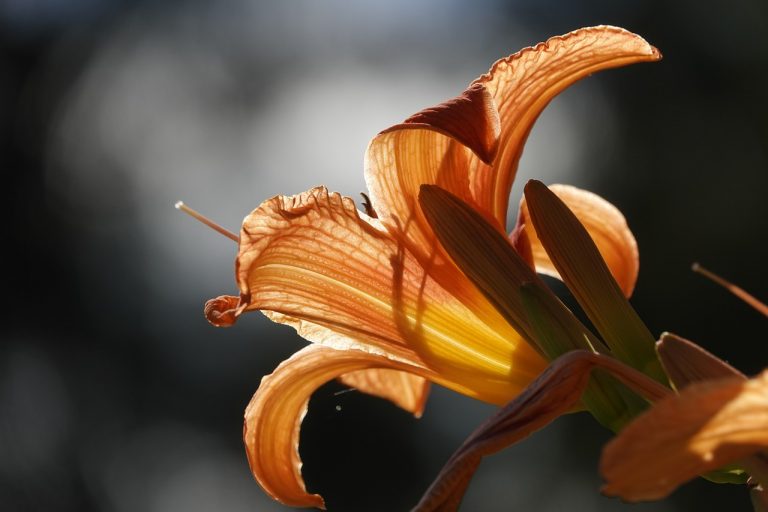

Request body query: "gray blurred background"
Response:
[2, 1, 767, 510]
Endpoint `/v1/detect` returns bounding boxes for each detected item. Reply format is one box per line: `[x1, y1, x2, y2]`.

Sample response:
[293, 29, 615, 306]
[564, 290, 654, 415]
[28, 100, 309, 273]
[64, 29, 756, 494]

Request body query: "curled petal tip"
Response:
[398, 82, 500, 164]
[204, 295, 243, 327]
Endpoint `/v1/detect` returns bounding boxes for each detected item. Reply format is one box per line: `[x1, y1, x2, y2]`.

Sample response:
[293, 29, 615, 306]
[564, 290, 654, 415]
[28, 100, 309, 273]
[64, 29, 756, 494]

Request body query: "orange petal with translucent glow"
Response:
[365, 84, 501, 260]
[338, 369, 430, 417]
[513, 184, 639, 297]
[471, 26, 661, 226]
[244, 343, 437, 508]
[365, 26, 660, 245]
[399, 82, 500, 165]
[601, 370, 768, 501]
[206, 186, 545, 404]
[364, 90, 525, 340]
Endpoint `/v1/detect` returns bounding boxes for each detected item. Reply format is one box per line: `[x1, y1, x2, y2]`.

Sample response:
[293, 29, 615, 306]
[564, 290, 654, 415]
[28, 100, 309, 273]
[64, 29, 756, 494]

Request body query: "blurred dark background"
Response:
[2, 1, 766, 511]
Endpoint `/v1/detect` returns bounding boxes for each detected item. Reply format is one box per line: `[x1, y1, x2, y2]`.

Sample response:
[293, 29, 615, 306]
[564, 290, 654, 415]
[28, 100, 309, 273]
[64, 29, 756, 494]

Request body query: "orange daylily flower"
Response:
[205, 26, 660, 508]
[601, 284, 768, 503]
[601, 366, 768, 502]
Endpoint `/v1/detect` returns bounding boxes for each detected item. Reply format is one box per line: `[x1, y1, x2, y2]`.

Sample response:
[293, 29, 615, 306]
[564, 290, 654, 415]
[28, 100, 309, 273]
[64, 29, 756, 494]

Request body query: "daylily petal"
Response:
[398, 82, 500, 165]
[656, 332, 745, 390]
[244, 343, 436, 508]
[205, 294, 245, 327]
[601, 370, 768, 501]
[365, 116, 513, 333]
[364, 122, 474, 256]
[263, 311, 430, 415]
[654, 333, 751, 486]
[338, 369, 430, 417]
[207, 186, 545, 404]
[364, 84, 500, 259]
[365, 26, 660, 247]
[362, 26, 657, 345]
[472, 26, 661, 225]
[512, 183, 639, 297]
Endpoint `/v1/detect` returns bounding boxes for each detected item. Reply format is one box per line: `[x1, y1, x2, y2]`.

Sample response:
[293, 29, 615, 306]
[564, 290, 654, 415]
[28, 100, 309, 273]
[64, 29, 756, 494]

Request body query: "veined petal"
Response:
[338, 369, 430, 417]
[365, 120, 514, 330]
[399, 82, 500, 165]
[207, 186, 545, 404]
[265, 310, 430, 415]
[362, 26, 657, 332]
[364, 121, 482, 257]
[512, 184, 639, 297]
[365, 26, 660, 242]
[471, 26, 661, 225]
[244, 343, 436, 508]
[601, 370, 768, 501]
[364, 83, 502, 260]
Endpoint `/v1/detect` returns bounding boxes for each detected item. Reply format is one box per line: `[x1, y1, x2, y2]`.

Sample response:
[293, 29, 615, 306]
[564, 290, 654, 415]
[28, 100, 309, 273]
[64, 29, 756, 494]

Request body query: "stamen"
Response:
[360, 192, 378, 219]
[175, 201, 239, 242]
[332, 388, 357, 396]
[692, 262, 768, 317]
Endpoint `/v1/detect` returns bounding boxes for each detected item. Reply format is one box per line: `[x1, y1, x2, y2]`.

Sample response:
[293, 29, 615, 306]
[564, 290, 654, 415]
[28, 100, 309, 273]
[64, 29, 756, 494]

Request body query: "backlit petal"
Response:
[365, 26, 659, 242]
[362, 26, 656, 334]
[365, 122, 481, 257]
[365, 121, 511, 332]
[244, 344, 435, 508]
[338, 369, 430, 417]
[364, 83, 501, 260]
[601, 370, 768, 501]
[472, 26, 661, 225]
[398, 82, 500, 165]
[265, 310, 430, 415]
[513, 184, 639, 297]
[207, 186, 545, 403]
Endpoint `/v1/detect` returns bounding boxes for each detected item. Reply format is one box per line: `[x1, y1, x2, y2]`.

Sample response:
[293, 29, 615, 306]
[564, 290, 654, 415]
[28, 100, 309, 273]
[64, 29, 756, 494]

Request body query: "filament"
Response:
[175, 201, 239, 242]
[692, 262, 767, 317]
